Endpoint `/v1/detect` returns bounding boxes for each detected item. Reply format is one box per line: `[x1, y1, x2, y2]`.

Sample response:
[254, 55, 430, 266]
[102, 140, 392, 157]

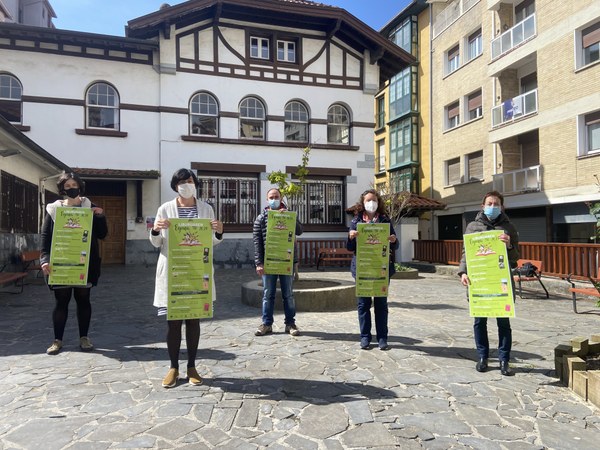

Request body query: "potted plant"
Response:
[391, 263, 418, 279]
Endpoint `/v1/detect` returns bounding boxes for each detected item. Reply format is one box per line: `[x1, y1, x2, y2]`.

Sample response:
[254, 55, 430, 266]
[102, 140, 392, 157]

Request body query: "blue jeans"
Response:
[473, 317, 512, 361]
[261, 274, 296, 326]
[357, 296, 388, 342]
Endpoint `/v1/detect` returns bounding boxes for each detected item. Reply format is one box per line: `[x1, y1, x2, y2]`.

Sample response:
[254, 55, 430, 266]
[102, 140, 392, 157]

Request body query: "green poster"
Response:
[48, 207, 93, 286]
[356, 223, 390, 297]
[167, 218, 214, 320]
[264, 210, 297, 276]
[464, 230, 515, 318]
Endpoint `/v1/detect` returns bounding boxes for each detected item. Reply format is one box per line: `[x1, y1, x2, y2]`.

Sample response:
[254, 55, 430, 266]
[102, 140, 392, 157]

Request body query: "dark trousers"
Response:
[357, 296, 388, 342]
[473, 317, 512, 361]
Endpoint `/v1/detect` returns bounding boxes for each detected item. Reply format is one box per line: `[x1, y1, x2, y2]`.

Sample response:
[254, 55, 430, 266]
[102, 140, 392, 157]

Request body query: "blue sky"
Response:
[51, 0, 413, 36]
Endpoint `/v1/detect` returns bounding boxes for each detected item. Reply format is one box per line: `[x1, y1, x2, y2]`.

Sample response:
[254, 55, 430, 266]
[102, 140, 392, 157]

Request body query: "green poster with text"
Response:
[464, 230, 515, 318]
[264, 210, 296, 276]
[356, 223, 390, 297]
[49, 207, 93, 286]
[167, 218, 213, 320]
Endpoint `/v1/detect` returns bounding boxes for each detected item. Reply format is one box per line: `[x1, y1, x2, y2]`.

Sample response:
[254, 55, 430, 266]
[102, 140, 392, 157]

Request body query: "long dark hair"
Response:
[350, 189, 388, 216]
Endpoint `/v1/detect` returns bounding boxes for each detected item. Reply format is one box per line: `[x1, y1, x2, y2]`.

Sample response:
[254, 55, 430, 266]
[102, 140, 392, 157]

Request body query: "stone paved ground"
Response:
[0, 266, 599, 449]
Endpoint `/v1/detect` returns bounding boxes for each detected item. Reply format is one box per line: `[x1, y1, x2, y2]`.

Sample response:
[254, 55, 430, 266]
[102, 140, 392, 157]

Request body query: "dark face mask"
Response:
[64, 188, 80, 199]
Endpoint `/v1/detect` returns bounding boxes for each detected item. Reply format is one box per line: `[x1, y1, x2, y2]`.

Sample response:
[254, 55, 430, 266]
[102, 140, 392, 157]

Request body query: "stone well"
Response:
[241, 276, 356, 312]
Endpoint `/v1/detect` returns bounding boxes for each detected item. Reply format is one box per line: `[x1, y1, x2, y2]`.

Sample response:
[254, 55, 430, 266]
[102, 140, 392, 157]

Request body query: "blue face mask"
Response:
[484, 206, 501, 221]
[268, 199, 281, 210]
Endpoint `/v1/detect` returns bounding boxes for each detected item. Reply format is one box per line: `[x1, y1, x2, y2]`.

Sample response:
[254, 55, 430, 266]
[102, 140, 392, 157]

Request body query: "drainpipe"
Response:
[429, 2, 434, 239]
[38, 173, 62, 232]
[491, 11, 498, 176]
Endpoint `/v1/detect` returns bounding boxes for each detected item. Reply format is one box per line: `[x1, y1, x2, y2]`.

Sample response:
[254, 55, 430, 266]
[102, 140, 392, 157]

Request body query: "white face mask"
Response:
[177, 183, 196, 199]
[364, 200, 378, 213]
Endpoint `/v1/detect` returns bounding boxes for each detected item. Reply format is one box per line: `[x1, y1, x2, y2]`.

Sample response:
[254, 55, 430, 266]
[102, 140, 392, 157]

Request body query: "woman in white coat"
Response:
[150, 168, 223, 388]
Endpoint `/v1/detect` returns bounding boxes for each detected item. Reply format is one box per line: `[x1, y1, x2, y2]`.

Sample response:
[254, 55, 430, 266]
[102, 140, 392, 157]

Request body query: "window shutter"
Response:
[448, 45, 459, 60]
[448, 102, 459, 119]
[468, 91, 482, 110]
[468, 151, 483, 180]
[447, 158, 460, 185]
[468, 29, 481, 43]
[582, 22, 600, 48]
[585, 110, 600, 125]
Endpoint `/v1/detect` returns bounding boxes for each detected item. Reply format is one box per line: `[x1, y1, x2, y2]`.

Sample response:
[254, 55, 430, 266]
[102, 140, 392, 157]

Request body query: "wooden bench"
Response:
[0, 269, 28, 294]
[316, 247, 354, 270]
[512, 259, 549, 299]
[21, 250, 42, 278]
[566, 269, 600, 314]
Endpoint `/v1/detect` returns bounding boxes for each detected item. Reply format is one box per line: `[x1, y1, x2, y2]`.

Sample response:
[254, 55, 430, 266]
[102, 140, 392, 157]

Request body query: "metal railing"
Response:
[491, 14, 536, 60]
[413, 240, 600, 279]
[433, 0, 480, 38]
[491, 88, 538, 128]
[493, 165, 541, 194]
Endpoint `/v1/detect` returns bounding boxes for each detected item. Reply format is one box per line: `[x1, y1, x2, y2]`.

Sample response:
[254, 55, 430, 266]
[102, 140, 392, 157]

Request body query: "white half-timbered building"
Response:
[0, 0, 412, 265]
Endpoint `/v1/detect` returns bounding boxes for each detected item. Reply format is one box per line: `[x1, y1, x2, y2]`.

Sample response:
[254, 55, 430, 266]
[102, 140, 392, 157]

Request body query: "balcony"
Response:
[492, 165, 541, 194]
[491, 89, 537, 128]
[433, 0, 481, 38]
[491, 14, 536, 60]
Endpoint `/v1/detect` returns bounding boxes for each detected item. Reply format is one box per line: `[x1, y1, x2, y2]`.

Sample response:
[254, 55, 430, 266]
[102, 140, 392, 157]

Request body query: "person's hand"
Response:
[153, 218, 170, 231]
[91, 207, 104, 215]
[211, 219, 224, 234]
[41, 262, 51, 276]
[256, 264, 264, 276]
[349, 230, 358, 240]
[460, 273, 470, 286]
[389, 234, 397, 243]
[499, 232, 511, 247]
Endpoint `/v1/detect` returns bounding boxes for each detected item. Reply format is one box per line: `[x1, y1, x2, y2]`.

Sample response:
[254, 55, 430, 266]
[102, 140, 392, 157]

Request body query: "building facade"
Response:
[0, 0, 412, 265]
[430, 0, 600, 243]
[0, 0, 55, 27]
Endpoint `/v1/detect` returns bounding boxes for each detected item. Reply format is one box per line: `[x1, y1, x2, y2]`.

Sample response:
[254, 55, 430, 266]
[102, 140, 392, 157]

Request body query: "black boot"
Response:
[500, 360, 513, 376]
[476, 358, 488, 372]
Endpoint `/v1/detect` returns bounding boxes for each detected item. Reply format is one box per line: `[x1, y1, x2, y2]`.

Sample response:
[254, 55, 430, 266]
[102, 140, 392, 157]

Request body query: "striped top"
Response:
[178, 206, 198, 219]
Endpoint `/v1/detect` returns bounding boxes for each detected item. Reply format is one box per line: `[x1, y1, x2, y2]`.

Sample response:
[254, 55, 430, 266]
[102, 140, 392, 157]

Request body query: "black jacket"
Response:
[346, 213, 399, 278]
[40, 203, 108, 286]
[458, 210, 520, 275]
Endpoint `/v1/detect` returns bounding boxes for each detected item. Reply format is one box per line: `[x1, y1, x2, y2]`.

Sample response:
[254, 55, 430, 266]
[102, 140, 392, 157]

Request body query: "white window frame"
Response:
[327, 104, 350, 145]
[377, 140, 386, 173]
[190, 92, 219, 137]
[576, 21, 600, 69]
[284, 100, 308, 142]
[86, 82, 119, 130]
[466, 28, 482, 62]
[239, 97, 266, 140]
[578, 110, 600, 156]
[446, 44, 460, 75]
[466, 89, 483, 122]
[446, 101, 460, 130]
[277, 40, 296, 63]
[0, 73, 23, 124]
[250, 36, 270, 60]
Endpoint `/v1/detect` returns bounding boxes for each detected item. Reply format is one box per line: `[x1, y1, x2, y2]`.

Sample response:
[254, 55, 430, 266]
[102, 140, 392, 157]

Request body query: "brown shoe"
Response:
[162, 368, 179, 388]
[255, 324, 273, 336]
[285, 324, 300, 336]
[187, 367, 203, 385]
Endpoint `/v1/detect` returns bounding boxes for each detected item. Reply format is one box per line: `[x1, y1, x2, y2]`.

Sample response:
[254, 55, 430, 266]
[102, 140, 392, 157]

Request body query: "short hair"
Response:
[170, 168, 199, 192]
[266, 187, 281, 197]
[481, 191, 504, 206]
[57, 172, 85, 195]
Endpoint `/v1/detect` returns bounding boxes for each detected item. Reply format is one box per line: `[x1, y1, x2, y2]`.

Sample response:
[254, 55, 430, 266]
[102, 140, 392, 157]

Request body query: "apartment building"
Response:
[0, 0, 412, 265]
[0, 0, 55, 27]
[430, 0, 600, 243]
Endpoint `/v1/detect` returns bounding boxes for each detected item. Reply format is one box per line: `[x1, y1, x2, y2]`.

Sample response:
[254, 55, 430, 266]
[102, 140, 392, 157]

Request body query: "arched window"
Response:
[0, 73, 23, 124]
[190, 92, 218, 136]
[284, 101, 308, 142]
[86, 82, 119, 130]
[239, 97, 265, 140]
[327, 104, 350, 144]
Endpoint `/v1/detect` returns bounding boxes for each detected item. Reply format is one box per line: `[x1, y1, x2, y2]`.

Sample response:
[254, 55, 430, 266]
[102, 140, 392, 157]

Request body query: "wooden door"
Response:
[90, 196, 126, 264]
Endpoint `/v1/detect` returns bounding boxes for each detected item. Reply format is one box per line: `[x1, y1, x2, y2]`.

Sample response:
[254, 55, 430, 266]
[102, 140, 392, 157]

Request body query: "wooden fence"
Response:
[413, 240, 600, 280]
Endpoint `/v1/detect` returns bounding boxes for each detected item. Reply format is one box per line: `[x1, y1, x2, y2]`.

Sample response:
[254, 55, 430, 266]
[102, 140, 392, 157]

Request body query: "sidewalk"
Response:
[0, 266, 599, 449]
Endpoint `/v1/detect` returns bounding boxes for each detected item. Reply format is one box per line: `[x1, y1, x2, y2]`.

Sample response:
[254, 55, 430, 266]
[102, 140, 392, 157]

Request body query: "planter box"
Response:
[391, 268, 419, 279]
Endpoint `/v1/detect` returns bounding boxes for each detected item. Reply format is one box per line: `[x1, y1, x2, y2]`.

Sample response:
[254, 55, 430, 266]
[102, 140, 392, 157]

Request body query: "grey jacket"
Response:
[457, 210, 520, 275]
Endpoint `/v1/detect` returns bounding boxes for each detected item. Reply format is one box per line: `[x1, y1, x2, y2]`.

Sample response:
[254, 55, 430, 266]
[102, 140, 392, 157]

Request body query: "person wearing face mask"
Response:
[40, 172, 108, 355]
[457, 191, 519, 376]
[347, 189, 399, 350]
[150, 168, 224, 388]
[253, 188, 303, 336]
